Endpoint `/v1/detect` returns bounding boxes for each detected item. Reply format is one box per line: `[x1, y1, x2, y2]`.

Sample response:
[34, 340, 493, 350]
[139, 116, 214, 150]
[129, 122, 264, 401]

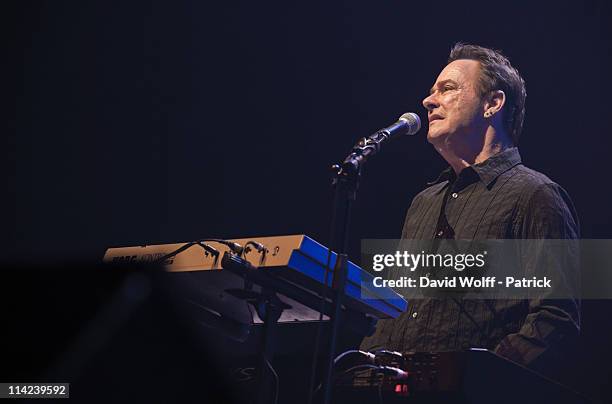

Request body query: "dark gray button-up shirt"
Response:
[361, 147, 580, 370]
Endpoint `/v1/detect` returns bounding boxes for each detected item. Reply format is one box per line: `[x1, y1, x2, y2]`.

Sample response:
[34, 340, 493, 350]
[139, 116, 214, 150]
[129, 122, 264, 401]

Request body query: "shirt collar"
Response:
[428, 147, 522, 188]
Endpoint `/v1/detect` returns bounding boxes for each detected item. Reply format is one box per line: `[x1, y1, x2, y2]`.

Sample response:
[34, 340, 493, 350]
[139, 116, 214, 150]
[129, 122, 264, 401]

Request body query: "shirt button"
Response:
[451, 192, 458, 199]
[412, 312, 418, 319]
[437, 230, 444, 237]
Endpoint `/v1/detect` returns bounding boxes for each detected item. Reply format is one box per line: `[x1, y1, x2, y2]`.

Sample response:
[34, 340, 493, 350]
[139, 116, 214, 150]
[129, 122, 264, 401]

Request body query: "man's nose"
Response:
[422, 93, 438, 111]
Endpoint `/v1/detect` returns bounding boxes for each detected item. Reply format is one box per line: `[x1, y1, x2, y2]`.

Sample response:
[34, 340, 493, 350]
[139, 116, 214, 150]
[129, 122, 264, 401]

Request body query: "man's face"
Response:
[422, 59, 486, 146]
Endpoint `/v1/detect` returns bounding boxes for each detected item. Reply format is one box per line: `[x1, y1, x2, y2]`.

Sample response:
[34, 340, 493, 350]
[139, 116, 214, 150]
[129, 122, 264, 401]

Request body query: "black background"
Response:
[7, 1, 612, 402]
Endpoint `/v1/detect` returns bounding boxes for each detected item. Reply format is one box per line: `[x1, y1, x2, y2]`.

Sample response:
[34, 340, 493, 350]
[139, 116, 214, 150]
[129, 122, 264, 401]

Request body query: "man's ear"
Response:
[484, 90, 506, 117]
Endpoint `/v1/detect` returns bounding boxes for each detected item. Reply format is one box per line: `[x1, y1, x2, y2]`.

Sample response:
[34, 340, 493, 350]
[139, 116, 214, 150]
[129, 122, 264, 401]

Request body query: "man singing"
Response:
[360, 43, 580, 375]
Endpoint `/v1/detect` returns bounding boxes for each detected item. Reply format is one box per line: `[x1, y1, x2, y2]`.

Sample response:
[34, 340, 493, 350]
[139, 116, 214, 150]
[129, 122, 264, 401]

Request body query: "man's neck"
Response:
[435, 132, 513, 174]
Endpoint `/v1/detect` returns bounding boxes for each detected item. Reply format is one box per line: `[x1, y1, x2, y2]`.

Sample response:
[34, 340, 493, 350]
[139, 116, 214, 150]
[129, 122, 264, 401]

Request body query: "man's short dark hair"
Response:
[448, 43, 527, 145]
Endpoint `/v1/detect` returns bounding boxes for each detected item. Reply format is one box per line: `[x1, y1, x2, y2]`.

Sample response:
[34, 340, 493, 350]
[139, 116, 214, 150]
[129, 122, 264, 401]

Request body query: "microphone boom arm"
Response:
[337, 113, 420, 177]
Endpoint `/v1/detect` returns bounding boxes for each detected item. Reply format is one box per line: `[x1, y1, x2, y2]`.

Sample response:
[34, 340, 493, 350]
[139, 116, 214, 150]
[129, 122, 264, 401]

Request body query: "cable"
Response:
[243, 240, 265, 254]
[265, 358, 279, 404]
[333, 350, 375, 365]
[243, 240, 267, 265]
[336, 364, 408, 381]
[338, 364, 381, 378]
[196, 242, 219, 257]
[313, 362, 408, 401]
[154, 241, 198, 264]
[195, 242, 219, 267]
[372, 350, 403, 360]
[154, 238, 240, 264]
[200, 238, 244, 255]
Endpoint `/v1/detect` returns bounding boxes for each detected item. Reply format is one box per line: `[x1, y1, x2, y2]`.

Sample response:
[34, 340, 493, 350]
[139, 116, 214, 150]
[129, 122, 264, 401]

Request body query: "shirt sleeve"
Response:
[494, 183, 581, 373]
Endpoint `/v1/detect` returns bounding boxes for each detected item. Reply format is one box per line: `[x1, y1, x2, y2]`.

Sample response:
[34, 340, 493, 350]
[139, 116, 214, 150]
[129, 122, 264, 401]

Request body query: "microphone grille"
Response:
[399, 112, 421, 136]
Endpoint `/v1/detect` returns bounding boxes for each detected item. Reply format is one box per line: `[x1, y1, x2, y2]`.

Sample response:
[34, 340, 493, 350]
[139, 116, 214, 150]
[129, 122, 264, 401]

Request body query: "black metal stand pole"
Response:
[317, 128, 399, 403]
[321, 161, 360, 404]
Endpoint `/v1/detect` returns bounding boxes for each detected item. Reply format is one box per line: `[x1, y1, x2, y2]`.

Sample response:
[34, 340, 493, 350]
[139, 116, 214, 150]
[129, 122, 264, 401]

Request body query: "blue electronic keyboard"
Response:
[104, 234, 407, 330]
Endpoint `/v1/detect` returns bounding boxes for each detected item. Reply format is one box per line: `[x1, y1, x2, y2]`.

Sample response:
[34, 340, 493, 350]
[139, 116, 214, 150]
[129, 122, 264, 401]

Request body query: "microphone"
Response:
[378, 112, 421, 138]
[340, 112, 421, 174]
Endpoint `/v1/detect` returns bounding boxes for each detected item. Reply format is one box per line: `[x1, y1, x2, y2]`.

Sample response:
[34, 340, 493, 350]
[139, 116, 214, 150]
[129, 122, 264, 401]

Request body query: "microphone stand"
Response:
[320, 134, 383, 404]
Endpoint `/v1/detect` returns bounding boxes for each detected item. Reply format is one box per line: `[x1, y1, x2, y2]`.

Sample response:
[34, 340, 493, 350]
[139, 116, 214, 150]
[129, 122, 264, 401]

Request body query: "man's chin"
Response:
[427, 130, 448, 145]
